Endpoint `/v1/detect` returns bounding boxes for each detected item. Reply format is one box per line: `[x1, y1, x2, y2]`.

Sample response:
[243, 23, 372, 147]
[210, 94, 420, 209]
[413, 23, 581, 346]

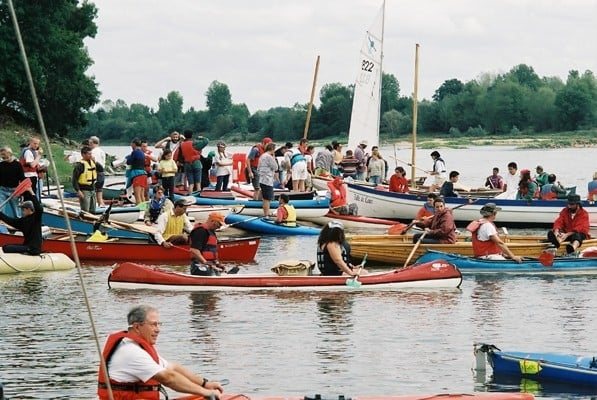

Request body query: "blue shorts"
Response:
[184, 163, 202, 186]
[260, 183, 274, 201]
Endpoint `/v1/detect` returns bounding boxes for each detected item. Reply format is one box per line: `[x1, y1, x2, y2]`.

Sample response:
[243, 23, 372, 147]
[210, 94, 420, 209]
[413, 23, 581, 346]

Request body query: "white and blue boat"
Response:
[474, 343, 597, 387]
[225, 214, 321, 236]
[176, 194, 330, 218]
[415, 249, 597, 274]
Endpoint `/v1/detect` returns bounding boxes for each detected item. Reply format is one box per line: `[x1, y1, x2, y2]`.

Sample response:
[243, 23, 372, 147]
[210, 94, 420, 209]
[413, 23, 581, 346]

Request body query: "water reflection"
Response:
[487, 374, 597, 397]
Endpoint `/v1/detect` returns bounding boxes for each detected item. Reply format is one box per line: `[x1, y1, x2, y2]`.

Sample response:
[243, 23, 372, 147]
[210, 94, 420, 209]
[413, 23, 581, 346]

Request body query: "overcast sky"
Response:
[85, 0, 597, 113]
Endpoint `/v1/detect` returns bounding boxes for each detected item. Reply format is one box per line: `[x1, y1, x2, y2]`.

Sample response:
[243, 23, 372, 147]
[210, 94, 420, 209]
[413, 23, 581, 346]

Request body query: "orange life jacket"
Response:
[469, 219, 502, 257]
[327, 181, 347, 208]
[19, 147, 38, 174]
[97, 331, 162, 400]
[192, 224, 218, 261]
[248, 143, 265, 169]
[179, 140, 201, 163]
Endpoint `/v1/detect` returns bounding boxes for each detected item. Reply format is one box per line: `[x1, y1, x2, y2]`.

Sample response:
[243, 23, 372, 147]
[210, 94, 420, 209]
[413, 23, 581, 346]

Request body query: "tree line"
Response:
[1, 2, 596, 144]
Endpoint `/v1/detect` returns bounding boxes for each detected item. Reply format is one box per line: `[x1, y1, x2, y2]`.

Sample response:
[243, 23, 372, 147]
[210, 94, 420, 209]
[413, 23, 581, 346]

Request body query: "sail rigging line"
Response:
[6, 1, 114, 398]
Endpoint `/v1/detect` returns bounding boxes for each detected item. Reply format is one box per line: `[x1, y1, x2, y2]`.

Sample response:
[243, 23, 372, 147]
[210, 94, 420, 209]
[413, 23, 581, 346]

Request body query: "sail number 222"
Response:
[361, 60, 375, 72]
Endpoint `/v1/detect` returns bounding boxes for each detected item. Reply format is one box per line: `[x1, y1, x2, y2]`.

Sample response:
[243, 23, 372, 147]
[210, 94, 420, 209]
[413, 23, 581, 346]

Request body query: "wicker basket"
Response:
[271, 259, 316, 276]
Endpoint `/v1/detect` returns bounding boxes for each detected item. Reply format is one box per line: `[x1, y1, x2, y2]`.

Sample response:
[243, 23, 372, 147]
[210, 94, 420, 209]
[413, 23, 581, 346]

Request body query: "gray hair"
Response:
[127, 304, 157, 325]
[0, 146, 13, 154]
[89, 136, 100, 145]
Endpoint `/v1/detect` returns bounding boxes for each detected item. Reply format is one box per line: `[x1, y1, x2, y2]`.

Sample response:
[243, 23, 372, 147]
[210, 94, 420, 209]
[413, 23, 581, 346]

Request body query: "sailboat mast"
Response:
[410, 43, 420, 187]
[303, 55, 321, 139]
[377, 0, 385, 137]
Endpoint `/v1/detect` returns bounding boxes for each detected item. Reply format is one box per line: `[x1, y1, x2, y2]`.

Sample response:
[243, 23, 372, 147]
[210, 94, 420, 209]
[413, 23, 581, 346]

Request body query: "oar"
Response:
[538, 251, 554, 267]
[346, 253, 367, 287]
[403, 231, 427, 268]
[391, 156, 429, 174]
[0, 178, 32, 210]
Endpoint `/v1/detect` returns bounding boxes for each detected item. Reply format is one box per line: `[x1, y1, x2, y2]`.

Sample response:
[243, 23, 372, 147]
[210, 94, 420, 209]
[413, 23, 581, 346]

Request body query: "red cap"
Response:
[521, 169, 530, 175]
[262, 137, 272, 144]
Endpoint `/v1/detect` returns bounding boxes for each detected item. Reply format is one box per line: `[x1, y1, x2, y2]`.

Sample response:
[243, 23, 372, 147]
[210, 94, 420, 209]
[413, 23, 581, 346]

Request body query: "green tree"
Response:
[205, 80, 232, 123]
[432, 79, 464, 102]
[555, 70, 597, 130]
[317, 83, 352, 136]
[0, 0, 99, 135]
[381, 73, 400, 113]
[156, 91, 184, 133]
[505, 64, 542, 91]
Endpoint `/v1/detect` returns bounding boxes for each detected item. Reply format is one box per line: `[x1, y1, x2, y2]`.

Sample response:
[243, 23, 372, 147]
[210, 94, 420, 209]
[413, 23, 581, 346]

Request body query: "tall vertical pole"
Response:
[303, 55, 320, 139]
[410, 43, 420, 187]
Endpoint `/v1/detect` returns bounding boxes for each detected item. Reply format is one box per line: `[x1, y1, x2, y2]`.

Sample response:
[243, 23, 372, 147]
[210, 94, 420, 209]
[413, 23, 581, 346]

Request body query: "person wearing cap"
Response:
[152, 198, 194, 248]
[548, 194, 590, 254]
[412, 197, 456, 244]
[189, 212, 238, 275]
[516, 168, 539, 200]
[213, 141, 232, 191]
[353, 140, 368, 181]
[317, 220, 367, 276]
[246, 137, 272, 200]
[428, 150, 447, 193]
[275, 193, 296, 226]
[143, 185, 174, 225]
[388, 166, 409, 193]
[256, 142, 279, 215]
[0, 146, 25, 217]
[72, 146, 97, 213]
[0, 187, 42, 255]
[327, 176, 358, 215]
[466, 203, 522, 263]
[587, 171, 597, 201]
[534, 165, 549, 188]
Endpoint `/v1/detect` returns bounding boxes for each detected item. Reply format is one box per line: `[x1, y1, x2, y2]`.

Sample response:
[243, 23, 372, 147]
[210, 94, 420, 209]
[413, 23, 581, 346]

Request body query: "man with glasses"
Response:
[152, 198, 194, 247]
[98, 304, 224, 400]
[72, 146, 97, 213]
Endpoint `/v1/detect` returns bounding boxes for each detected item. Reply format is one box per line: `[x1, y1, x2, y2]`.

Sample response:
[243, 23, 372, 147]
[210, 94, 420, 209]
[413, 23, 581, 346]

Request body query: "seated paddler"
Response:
[189, 212, 238, 275]
[275, 193, 296, 226]
[152, 198, 194, 248]
[317, 220, 367, 276]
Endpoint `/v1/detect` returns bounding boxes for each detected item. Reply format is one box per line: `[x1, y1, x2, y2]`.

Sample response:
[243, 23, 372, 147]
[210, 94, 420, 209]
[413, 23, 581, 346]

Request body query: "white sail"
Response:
[347, 2, 385, 151]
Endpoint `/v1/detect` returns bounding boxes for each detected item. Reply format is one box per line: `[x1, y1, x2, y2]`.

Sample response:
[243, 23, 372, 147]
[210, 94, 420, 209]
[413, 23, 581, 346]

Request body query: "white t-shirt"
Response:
[22, 148, 37, 178]
[477, 221, 498, 242]
[502, 171, 520, 198]
[107, 338, 167, 382]
[91, 147, 106, 169]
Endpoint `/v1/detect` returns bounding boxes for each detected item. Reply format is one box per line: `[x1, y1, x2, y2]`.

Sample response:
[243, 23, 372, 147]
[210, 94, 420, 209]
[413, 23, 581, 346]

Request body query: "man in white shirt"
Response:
[97, 304, 224, 399]
[89, 136, 107, 206]
[496, 161, 520, 200]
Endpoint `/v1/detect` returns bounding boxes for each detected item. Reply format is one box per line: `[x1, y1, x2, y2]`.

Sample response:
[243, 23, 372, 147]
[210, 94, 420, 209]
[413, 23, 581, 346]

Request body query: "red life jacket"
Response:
[20, 147, 38, 174]
[192, 224, 218, 261]
[327, 181, 347, 208]
[469, 219, 502, 257]
[248, 143, 265, 169]
[179, 140, 201, 163]
[589, 189, 597, 201]
[144, 150, 153, 173]
[97, 331, 162, 400]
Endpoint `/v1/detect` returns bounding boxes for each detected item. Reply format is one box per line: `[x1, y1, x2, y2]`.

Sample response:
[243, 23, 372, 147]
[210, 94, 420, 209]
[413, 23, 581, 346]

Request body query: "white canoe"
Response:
[0, 252, 75, 274]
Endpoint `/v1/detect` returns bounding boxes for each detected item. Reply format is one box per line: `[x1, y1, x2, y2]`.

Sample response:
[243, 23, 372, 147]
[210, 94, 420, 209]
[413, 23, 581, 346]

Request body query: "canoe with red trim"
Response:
[174, 393, 534, 400]
[0, 230, 259, 264]
[107, 259, 462, 291]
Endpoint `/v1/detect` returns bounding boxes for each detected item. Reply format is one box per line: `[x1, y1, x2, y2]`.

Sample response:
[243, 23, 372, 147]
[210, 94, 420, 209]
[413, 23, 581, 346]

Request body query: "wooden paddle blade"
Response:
[538, 251, 554, 267]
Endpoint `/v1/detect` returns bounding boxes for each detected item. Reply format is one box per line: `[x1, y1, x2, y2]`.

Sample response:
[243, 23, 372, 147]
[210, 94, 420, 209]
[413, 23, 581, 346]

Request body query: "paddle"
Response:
[403, 231, 427, 268]
[391, 156, 429, 174]
[0, 178, 32, 210]
[538, 251, 554, 267]
[224, 215, 263, 228]
[346, 253, 367, 287]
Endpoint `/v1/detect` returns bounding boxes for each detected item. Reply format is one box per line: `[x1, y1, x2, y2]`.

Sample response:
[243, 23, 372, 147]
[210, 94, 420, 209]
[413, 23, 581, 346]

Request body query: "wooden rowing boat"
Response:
[347, 233, 597, 264]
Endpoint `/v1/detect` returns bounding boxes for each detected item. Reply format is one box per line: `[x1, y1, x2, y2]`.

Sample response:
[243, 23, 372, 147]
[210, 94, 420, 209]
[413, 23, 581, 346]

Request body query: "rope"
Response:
[6, 1, 113, 399]
[0, 252, 43, 273]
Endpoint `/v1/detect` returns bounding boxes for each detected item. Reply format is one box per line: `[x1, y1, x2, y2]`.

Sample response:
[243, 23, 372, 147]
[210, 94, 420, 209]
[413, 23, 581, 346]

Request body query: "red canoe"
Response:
[175, 393, 534, 400]
[0, 230, 259, 264]
[107, 259, 462, 291]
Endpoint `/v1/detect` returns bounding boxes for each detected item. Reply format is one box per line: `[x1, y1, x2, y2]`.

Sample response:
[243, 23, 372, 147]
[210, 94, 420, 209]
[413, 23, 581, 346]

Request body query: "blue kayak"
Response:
[225, 214, 321, 236]
[475, 343, 597, 386]
[175, 194, 330, 218]
[415, 249, 597, 274]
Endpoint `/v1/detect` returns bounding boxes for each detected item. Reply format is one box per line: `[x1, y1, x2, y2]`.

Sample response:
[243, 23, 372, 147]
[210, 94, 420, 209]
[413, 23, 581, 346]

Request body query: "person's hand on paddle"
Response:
[511, 255, 523, 264]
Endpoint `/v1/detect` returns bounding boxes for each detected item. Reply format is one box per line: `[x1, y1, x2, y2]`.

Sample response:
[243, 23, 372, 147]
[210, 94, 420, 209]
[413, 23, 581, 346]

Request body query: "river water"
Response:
[1, 146, 596, 399]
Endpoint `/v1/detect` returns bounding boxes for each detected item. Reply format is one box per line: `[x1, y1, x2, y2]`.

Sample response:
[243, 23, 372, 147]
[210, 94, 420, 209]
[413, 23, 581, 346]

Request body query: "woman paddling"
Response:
[316, 220, 367, 276]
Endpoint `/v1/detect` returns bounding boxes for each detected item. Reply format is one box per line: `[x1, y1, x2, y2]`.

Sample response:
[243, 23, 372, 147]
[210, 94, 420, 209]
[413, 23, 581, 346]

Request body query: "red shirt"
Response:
[389, 175, 409, 193]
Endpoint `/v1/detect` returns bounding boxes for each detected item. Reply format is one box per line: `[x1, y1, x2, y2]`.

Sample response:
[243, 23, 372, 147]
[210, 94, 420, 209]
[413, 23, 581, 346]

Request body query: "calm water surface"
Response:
[1, 146, 596, 399]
